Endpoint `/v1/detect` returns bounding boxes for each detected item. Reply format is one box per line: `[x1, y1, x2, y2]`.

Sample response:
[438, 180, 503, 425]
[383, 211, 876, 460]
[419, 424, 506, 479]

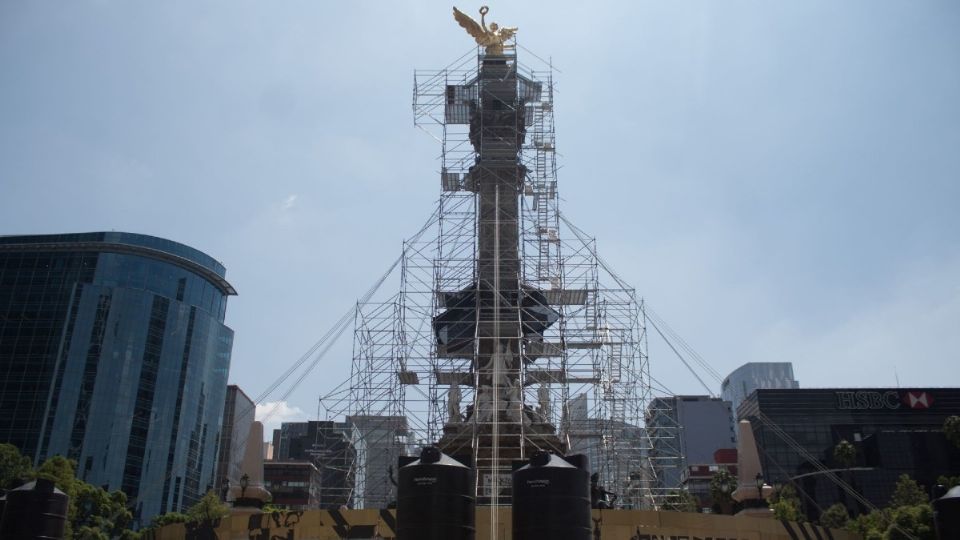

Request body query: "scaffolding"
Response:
[318, 46, 680, 510]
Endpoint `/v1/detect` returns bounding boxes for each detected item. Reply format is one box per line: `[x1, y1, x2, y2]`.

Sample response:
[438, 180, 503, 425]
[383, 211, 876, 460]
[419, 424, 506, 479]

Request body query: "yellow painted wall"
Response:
[145, 508, 858, 540]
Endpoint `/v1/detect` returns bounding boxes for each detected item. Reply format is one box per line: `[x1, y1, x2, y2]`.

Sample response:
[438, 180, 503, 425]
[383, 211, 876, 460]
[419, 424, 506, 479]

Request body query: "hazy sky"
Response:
[2, 1, 958, 434]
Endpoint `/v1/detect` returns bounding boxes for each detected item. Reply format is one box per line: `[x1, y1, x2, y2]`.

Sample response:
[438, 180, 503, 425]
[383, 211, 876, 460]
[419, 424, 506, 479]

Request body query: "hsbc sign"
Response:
[836, 391, 901, 410]
[835, 390, 934, 411]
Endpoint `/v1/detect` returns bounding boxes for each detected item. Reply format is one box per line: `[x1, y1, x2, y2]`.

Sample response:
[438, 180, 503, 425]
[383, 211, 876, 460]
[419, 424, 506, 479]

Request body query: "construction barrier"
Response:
[144, 508, 857, 540]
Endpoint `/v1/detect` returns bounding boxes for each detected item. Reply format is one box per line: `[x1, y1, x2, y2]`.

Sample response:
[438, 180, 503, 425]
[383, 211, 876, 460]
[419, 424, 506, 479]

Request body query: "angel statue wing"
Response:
[453, 6, 517, 55]
[497, 26, 518, 42]
[453, 6, 486, 43]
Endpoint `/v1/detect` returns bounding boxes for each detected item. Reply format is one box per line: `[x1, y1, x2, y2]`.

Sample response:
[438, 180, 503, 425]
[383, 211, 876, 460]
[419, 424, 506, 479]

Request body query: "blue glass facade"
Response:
[740, 388, 960, 520]
[0, 232, 235, 525]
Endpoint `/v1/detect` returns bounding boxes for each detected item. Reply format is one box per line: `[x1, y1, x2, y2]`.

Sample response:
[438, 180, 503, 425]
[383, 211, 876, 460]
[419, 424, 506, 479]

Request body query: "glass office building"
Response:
[0, 232, 235, 525]
[721, 362, 799, 423]
[739, 388, 960, 520]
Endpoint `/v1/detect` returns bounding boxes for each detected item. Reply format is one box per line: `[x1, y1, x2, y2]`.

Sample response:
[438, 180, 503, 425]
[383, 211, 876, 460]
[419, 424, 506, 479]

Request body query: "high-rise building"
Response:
[264, 461, 322, 510]
[740, 388, 960, 520]
[721, 362, 799, 421]
[273, 420, 357, 508]
[347, 415, 414, 508]
[566, 393, 645, 506]
[214, 385, 255, 496]
[0, 232, 235, 525]
[645, 396, 735, 490]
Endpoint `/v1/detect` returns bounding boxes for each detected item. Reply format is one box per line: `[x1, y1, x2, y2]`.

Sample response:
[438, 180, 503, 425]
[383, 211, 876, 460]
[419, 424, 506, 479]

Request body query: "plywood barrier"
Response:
[144, 508, 858, 540]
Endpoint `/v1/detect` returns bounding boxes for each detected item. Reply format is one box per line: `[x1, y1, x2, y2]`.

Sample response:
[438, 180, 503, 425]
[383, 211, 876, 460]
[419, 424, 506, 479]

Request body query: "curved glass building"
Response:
[0, 232, 235, 524]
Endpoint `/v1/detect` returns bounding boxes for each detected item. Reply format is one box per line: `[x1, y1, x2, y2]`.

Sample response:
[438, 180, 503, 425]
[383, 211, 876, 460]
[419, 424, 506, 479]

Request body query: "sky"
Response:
[1, 1, 958, 435]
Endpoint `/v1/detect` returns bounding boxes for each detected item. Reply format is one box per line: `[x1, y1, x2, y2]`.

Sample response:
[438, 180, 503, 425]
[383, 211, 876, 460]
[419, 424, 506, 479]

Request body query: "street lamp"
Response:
[718, 476, 733, 515]
[240, 473, 249, 499]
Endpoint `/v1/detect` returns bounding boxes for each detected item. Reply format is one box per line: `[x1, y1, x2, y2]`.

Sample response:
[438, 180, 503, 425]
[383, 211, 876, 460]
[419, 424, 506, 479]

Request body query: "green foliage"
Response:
[847, 508, 890, 540]
[661, 489, 699, 512]
[819, 503, 850, 529]
[73, 482, 134, 540]
[770, 498, 801, 521]
[833, 439, 857, 468]
[185, 490, 229, 522]
[150, 511, 190, 527]
[843, 476, 936, 540]
[0, 446, 138, 540]
[146, 491, 228, 532]
[768, 484, 804, 521]
[936, 474, 960, 489]
[0, 442, 33, 490]
[884, 504, 935, 540]
[34, 455, 80, 497]
[848, 505, 936, 540]
[944, 415, 960, 449]
[708, 469, 737, 513]
[30, 454, 136, 540]
[889, 474, 927, 507]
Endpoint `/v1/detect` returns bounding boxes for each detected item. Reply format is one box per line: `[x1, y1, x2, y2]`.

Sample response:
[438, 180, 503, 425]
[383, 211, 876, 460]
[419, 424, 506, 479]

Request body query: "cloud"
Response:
[255, 400, 307, 435]
[281, 194, 298, 211]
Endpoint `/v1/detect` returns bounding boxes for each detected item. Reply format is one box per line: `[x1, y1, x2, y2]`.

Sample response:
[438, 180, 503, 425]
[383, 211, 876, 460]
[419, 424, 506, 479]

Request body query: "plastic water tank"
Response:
[934, 485, 960, 540]
[0, 478, 69, 540]
[397, 446, 475, 540]
[513, 451, 591, 540]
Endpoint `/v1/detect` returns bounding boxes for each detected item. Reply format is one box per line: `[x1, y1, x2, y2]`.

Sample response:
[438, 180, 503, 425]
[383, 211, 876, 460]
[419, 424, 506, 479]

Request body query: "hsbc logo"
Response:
[903, 391, 934, 410]
[836, 391, 901, 410]
[835, 390, 935, 411]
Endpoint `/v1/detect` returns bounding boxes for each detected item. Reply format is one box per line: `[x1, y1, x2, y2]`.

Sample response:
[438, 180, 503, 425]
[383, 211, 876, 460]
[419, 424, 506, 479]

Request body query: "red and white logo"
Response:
[903, 391, 933, 410]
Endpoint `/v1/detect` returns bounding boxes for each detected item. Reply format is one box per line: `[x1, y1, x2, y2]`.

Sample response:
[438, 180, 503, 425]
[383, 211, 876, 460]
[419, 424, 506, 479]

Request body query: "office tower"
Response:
[0, 232, 235, 524]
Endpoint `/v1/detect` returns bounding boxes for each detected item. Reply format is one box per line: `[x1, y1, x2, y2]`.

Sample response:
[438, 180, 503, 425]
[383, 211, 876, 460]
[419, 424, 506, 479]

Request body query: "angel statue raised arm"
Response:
[453, 6, 518, 55]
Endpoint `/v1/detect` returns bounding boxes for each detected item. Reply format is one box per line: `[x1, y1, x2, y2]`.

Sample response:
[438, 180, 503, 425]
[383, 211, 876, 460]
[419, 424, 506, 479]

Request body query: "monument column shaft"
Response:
[474, 56, 523, 387]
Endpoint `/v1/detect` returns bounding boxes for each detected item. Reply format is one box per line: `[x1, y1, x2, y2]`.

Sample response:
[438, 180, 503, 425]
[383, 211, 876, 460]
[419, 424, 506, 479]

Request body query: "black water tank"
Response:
[934, 485, 960, 540]
[397, 446, 475, 540]
[513, 451, 591, 540]
[0, 478, 69, 540]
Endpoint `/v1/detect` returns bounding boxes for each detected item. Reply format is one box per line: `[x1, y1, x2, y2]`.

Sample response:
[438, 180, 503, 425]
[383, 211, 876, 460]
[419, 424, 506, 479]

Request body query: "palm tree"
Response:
[833, 439, 857, 514]
[709, 469, 737, 514]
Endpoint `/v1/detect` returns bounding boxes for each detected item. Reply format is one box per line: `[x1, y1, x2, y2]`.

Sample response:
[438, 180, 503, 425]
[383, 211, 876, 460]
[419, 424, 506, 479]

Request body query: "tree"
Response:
[819, 503, 849, 529]
[150, 512, 190, 528]
[770, 484, 804, 522]
[888, 474, 927, 507]
[73, 482, 135, 540]
[884, 504, 935, 540]
[708, 469, 737, 514]
[936, 474, 960, 489]
[848, 509, 890, 540]
[833, 440, 857, 512]
[28, 454, 137, 540]
[945, 416, 960, 449]
[833, 439, 857, 468]
[0, 443, 33, 490]
[846, 475, 936, 540]
[186, 490, 230, 523]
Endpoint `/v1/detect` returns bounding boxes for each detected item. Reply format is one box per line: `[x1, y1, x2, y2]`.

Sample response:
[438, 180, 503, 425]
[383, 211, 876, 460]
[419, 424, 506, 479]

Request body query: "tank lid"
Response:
[403, 447, 469, 469]
[420, 446, 442, 464]
[518, 451, 577, 471]
[938, 485, 960, 501]
[9, 479, 66, 495]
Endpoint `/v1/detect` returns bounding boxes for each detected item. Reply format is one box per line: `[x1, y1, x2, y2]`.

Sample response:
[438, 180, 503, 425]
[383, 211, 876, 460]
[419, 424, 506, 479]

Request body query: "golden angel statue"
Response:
[453, 6, 518, 55]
